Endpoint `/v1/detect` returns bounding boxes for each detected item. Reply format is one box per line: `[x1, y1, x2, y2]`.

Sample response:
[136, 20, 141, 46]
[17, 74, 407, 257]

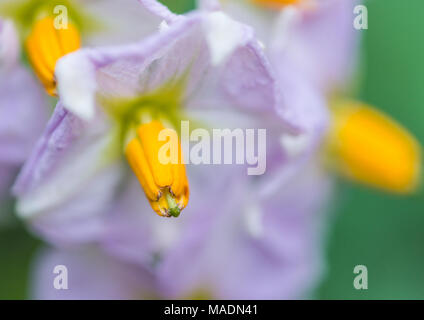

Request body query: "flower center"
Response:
[125, 120, 189, 218]
[100, 77, 190, 217]
[328, 101, 421, 194]
[25, 16, 81, 96]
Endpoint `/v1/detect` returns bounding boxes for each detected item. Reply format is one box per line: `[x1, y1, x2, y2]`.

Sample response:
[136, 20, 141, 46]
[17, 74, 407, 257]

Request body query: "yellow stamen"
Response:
[252, 0, 300, 9]
[125, 120, 189, 217]
[25, 17, 81, 96]
[329, 101, 421, 194]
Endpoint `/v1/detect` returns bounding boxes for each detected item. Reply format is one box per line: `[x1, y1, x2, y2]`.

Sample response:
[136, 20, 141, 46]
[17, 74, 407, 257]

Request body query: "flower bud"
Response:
[329, 101, 421, 193]
[25, 16, 81, 96]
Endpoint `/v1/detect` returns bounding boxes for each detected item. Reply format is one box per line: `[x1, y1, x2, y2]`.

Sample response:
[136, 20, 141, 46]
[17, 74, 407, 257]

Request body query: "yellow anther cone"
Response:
[25, 17, 81, 96]
[125, 120, 189, 217]
[252, 0, 300, 9]
[329, 101, 421, 194]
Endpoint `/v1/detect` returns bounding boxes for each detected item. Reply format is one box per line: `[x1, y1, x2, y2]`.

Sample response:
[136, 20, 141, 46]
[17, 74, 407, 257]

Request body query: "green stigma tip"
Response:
[169, 207, 181, 218]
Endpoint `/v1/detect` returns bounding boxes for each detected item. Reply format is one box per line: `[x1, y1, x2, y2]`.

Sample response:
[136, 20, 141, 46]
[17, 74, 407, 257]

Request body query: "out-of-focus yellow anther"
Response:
[329, 101, 421, 194]
[25, 17, 81, 96]
[252, 0, 300, 9]
[125, 120, 189, 217]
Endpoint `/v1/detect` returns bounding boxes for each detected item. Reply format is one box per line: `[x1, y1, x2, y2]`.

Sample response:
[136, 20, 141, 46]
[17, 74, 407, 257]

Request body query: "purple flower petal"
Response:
[31, 247, 155, 299]
[0, 66, 48, 165]
[0, 19, 20, 70]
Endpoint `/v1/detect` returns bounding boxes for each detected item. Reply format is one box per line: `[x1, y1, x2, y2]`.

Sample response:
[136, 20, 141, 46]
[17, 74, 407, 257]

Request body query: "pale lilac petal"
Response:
[100, 178, 170, 267]
[0, 19, 20, 70]
[0, 67, 48, 165]
[218, 161, 332, 299]
[154, 171, 249, 298]
[276, 66, 329, 136]
[56, 11, 279, 121]
[100, 160, 331, 299]
[76, 0, 175, 46]
[196, 1, 327, 132]
[0, 20, 48, 196]
[13, 102, 122, 223]
[56, 14, 207, 120]
[156, 161, 332, 299]
[27, 162, 123, 246]
[195, 0, 332, 195]
[253, 62, 329, 197]
[101, 164, 247, 268]
[220, 39, 277, 112]
[197, 0, 221, 11]
[207, 0, 359, 95]
[201, 0, 277, 45]
[12, 105, 70, 195]
[271, 0, 360, 91]
[31, 247, 154, 300]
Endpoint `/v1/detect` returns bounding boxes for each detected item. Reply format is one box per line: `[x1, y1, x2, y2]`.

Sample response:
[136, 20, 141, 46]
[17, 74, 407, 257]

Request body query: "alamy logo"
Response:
[354, 5, 368, 30]
[353, 265, 368, 290]
[158, 121, 267, 176]
[53, 265, 68, 290]
[53, 5, 68, 30]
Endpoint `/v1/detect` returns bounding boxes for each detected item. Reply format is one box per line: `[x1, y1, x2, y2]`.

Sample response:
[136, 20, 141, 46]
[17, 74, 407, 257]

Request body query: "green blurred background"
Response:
[1, 0, 423, 299]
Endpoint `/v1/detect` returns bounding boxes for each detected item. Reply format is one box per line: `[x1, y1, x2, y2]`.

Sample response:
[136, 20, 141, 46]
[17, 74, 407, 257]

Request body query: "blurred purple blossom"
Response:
[0, 19, 48, 197]
[12, 0, 349, 299]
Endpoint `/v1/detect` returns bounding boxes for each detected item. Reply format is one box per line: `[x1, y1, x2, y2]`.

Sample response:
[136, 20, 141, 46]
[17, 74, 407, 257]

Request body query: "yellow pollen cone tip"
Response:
[252, 0, 301, 9]
[329, 101, 422, 194]
[25, 17, 81, 96]
[125, 120, 189, 217]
